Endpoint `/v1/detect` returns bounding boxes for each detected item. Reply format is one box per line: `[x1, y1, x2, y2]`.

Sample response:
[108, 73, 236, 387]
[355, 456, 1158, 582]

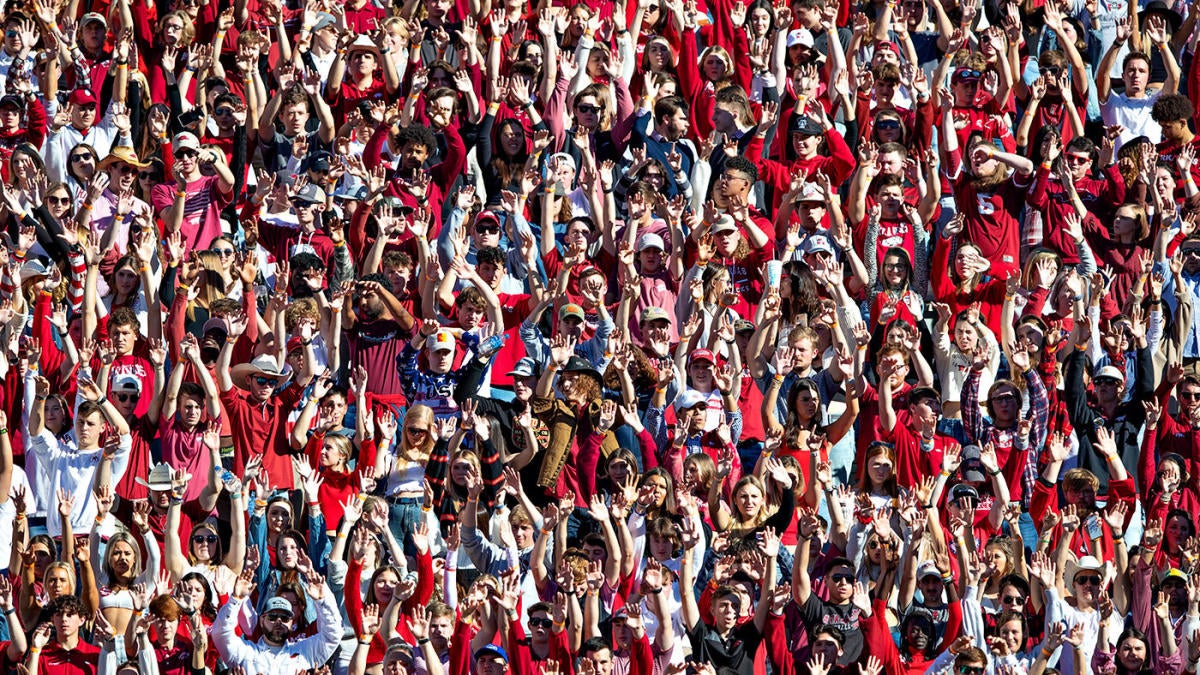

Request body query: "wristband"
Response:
[1041, 161, 1053, 170]
[255, 499, 268, 508]
[417, 637, 430, 645]
[0, 428, 8, 436]
[337, 532, 347, 538]
[175, 191, 188, 199]
[1041, 647, 1055, 657]
[96, 396, 107, 406]
[939, 470, 950, 477]
[987, 468, 1002, 476]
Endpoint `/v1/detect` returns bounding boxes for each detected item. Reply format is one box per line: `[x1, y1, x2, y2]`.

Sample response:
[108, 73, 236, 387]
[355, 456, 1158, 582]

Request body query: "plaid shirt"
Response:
[962, 368, 1049, 508]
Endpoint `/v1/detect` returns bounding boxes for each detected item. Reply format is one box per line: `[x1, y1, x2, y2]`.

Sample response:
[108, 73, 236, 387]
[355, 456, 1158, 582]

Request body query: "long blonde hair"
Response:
[399, 404, 436, 462]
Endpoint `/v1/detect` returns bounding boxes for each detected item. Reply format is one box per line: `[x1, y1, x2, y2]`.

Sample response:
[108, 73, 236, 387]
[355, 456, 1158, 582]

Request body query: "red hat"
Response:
[876, 41, 900, 54]
[68, 88, 98, 109]
[689, 349, 716, 365]
[286, 336, 305, 354]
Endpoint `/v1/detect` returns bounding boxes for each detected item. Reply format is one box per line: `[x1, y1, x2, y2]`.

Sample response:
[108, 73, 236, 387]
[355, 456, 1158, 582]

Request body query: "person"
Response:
[212, 567, 343, 673]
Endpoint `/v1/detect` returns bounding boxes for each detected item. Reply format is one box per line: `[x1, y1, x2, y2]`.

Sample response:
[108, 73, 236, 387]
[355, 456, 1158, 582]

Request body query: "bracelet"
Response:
[0, 428, 8, 436]
[987, 468, 1002, 476]
[939, 470, 950, 477]
[417, 637, 430, 645]
[940, 572, 953, 583]
[358, 638, 372, 645]
[97, 396, 107, 406]
[175, 191, 187, 199]
[28, 648, 39, 655]
[255, 499, 268, 508]
[14, 513, 24, 521]
[95, 515, 106, 524]
[1041, 161, 1053, 170]
[1041, 647, 1055, 657]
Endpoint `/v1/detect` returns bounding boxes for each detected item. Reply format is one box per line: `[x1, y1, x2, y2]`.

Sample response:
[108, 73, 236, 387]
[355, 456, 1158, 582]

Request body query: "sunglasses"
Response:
[876, 120, 901, 130]
[1180, 391, 1200, 401]
[138, 172, 160, 180]
[576, 104, 601, 114]
[291, 199, 317, 209]
[528, 618, 553, 629]
[192, 534, 218, 544]
[830, 573, 855, 584]
[1066, 154, 1091, 165]
[1183, 249, 1200, 257]
[212, 248, 236, 257]
[4, 30, 15, 38]
[406, 426, 429, 435]
[1001, 595, 1025, 605]
[253, 376, 278, 386]
[1074, 574, 1101, 586]
[476, 224, 500, 234]
[867, 540, 892, 550]
[116, 164, 137, 175]
[114, 392, 138, 403]
[47, 195, 71, 206]
[176, 149, 199, 160]
[70, 153, 92, 162]
[263, 612, 291, 622]
[957, 667, 985, 675]
[1040, 66, 1062, 76]
[214, 108, 235, 117]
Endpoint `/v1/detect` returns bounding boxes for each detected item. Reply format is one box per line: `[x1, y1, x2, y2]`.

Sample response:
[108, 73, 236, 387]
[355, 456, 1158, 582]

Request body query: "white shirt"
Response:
[26, 425, 131, 538]
[41, 99, 129, 184]
[213, 590, 343, 675]
[1102, 89, 1164, 152]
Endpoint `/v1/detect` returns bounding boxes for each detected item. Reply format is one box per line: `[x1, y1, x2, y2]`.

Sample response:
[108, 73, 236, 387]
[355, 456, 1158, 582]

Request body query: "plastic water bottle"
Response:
[478, 333, 509, 359]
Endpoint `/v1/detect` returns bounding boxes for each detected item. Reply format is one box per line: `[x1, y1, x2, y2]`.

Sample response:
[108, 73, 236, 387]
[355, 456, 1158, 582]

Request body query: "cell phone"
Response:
[1085, 514, 1103, 540]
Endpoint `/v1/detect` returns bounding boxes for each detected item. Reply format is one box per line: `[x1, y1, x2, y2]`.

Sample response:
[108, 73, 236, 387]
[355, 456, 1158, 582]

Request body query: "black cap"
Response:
[789, 115, 823, 137]
[304, 150, 332, 174]
[0, 94, 23, 111]
[958, 444, 986, 484]
[950, 483, 980, 504]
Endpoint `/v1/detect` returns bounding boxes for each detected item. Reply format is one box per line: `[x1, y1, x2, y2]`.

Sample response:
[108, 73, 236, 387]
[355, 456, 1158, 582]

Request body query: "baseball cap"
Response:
[689, 349, 716, 365]
[0, 94, 22, 110]
[311, 12, 336, 31]
[293, 183, 327, 205]
[286, 336, 305, 354]
[640, 306, 672, 325]
[474, 645, 509, 663]
[68, 88, 98, 109]
[673, 390, 708, 411]
[113, 374, 142, 394]
[173, 131, 201, 153]
[950, 483, 980, 504]
[797, 182, 825, 203]
[636, 232, 666, 252]
[952, 66, 982, 84]
[263, 597, 294, 618]
[734, 319, 756, 333]
[787, 28, 814, 48]
[303, 150, 332, 174]
[429, 329, 456, 352]
[507, 357, 540, 378]
[709, 214, 737, 235]
[201, 317, 228, 338]
[959, 444, 986, 483]
[916, 560, 942, 580]
[560, 303, 586, 322]
[1094, 365, 1125, 383]
[789, 115, 823, 136]
[876, 41, 901, 55]
[80, 12, 107, 28]
[802, 234, 835, 256]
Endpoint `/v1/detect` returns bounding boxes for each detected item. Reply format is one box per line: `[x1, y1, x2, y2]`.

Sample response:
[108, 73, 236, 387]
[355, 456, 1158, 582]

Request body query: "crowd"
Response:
[1, 0, 1200, 670]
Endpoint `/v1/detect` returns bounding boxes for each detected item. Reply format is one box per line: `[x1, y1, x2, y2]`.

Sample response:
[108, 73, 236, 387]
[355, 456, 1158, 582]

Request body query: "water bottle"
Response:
[477, 333, 509, 359]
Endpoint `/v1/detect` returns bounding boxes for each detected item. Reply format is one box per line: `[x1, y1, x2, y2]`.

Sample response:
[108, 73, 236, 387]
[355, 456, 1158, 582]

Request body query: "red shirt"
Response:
[37, 641, 100, 675]
[220, 383, 306, 490]
[882, 411, 959, 490]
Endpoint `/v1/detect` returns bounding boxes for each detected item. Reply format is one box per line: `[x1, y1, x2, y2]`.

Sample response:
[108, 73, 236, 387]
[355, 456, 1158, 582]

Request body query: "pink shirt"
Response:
[159, 415, 211, 503]
[151, 175, 233, 255]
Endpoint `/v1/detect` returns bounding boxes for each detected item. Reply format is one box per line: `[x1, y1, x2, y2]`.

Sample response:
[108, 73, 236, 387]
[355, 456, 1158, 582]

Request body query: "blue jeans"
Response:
[387, 497, 424, 558]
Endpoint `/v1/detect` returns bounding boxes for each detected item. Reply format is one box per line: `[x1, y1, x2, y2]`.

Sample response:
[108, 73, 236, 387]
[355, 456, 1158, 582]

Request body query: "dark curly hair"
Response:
[396, 124, 437, 153]
[1152, 93, 1194, 124]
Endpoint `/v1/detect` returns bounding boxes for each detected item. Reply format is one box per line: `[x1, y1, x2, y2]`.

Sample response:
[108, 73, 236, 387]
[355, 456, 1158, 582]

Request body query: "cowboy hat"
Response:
[230, 354, 287, 388]
[98, 146, 151, 172]
[134, 462, 174, 491]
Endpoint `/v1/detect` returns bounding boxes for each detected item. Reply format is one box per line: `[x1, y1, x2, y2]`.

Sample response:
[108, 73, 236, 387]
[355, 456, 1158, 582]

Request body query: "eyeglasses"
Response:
[1074, 574, 1101, 586]
[164, 22, 184, 31]
[643, 171, 664, 179]
[647, 3, 659, 9]
[720, 172, 749, 183]
[70, 153, 92, 162]
[406, 427, 429, 435]
[116, 164, 137, 175]
[1039, 66, 1062, 76]
[176, 149, 199, 160]
[830, 573, 854, 584]
[957, 667, 985, 675]
[1183, 249, 1200, 257]
[883, 262, 908, 271]
[576, 104, 601, 114]
[1094, 378, 1121, 387]
[192, 534, 218, 544]
[528, 617, 553, 628]
[214, 108, 235, 117]
[1066, 154, 1091, 165]
[253, 376, 278, 386]
[114, 392, 138, 403]
[262, 612, 291, 623]
[1001, 595, 1025, 605]
[212, 248, 236, 257]
[867, 540, 891, 550]
[47, 195, 71, 206]
[876, 120, 901, 130]
[138, 172, 160, 180]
